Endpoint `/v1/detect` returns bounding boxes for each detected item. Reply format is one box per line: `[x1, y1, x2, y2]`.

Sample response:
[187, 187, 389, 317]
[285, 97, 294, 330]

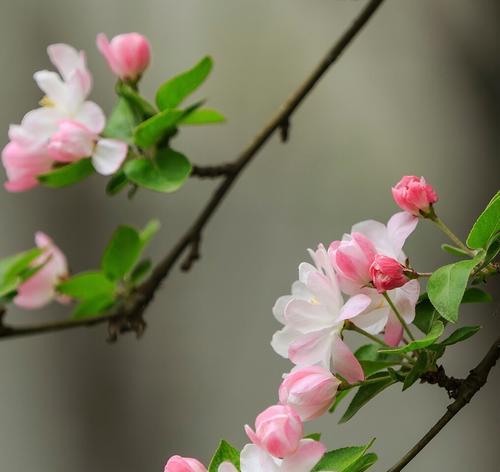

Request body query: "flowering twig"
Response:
[386, 335, 500, 472]
[382, 292, 415, 341]
[0, 0, 386, 341]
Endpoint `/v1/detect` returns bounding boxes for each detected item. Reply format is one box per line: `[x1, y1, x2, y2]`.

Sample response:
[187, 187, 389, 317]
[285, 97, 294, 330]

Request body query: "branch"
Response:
[0, 0, 385, 341]
[387, 336, 500, 472]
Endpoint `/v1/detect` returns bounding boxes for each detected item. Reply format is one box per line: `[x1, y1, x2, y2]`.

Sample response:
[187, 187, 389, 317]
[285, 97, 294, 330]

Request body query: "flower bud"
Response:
[164, 456, 207, 472]
[392, 175, 438, 216]
[96, 32, 151, 81]
[244, 404, 303, 458]
[279, 366, 340, 421]
[369, 255, 409, 293]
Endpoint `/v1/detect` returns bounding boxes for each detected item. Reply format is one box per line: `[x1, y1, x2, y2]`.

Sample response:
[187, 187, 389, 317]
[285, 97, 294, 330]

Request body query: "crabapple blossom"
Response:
[279, 366, 340, 421]
[14, 232, 69, 309]
[271, 245, 370, 383]
[2, 43, 108, 191]
[245, 404, 303, 458]
[369, 255, 409, 293]
[392, 175, 438, 216]
[328, 212, 420, 346]
[48, 120, 127, 175]
[97, 33, 151, 81]
[164, 456, 207, 472]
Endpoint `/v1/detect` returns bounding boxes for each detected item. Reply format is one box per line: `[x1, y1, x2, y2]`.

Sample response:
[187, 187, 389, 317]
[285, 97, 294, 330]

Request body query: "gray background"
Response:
[0, 0, 498, 471]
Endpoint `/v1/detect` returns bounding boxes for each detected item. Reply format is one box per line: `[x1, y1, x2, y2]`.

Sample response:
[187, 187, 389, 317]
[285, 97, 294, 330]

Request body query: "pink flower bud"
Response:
[369, 255, 409, 293]
[392, 175, 438, 216]
[164, 456, 207, 472]
[48, 120, 96, 163]
[96, 33, 151, 81]
[245, 404, 303, 458]
[279, 366, 341, 421]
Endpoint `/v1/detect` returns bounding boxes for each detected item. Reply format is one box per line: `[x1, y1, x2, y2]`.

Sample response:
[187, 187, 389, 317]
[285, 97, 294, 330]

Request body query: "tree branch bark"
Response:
[0, 0, 385, 341]
[386, 336, 500, 472]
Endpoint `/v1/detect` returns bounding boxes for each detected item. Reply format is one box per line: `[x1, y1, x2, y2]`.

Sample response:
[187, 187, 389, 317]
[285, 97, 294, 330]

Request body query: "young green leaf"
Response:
[461, 287, 492, 304]
[312, 440, 375, 471]
[140, 220, 161, 248]
[57, 271, 116, 300]
[359, 360, 399, 377]
[413, 299, 437, 334]
[133, 109, 186, 148]
[102, 226, 142, 281]
[339, 374, 395, 423]
[72, 294, 116, 319]
[156, 56, 213, 110]
[305, 433, 322, 441]
[180, 108, 225, 125]
[103, 98, 137, 143]
[129, 259, 152, 284]
[329, 388, 351, 414]
[116, 82, 156, 118]
[439, 326, 481, 347]
[402, 351, 428, 391]
[379, 320, 444, 354]
[38, 159, 94, 188]
[441, 244, 470, 258]
[155, 147, 191, 184]
[0, 248, 43, 284]
[106, 170, 129, 196]
[354, 344, 379, 361]
[466, 191, 500, 250]
[344, 452, 378, 472]
[208, 440, 240, 472]
[427, 258, 479, 322]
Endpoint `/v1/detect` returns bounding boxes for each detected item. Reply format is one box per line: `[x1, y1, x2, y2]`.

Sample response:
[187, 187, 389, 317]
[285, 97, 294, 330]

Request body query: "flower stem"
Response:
[339, 375, 393, 391]
[345, 321, 388, 347]
[429, 215, 474, 256]
[382, 292, 415, 341]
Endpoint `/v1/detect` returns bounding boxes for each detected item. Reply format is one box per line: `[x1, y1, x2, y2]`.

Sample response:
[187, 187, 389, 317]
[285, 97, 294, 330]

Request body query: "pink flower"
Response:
[369, 255, 409, 293]
[329, 213, 420, 346]
[96, 33, 151, 81]
[271, 245, 369, 384]
[164, 456, 207, 472]
[14, 232, 69, 309]
[48, 120, 127, 175]
[245, 405, 303, 458]
[279, 366, 340, 421]
[392, 175, 438, 216]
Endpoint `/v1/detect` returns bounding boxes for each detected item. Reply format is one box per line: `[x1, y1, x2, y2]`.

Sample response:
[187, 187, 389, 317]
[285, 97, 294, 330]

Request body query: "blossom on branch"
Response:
[392, 175, 438, 216]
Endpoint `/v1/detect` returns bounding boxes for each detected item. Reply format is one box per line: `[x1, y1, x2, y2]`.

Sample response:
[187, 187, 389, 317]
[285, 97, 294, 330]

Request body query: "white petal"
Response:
[92, 139, 127, 175]
[271, 326, 302, 358]
[240, 444, 280, 472]
[218, 462, 238, 472]
[47, 43, 83, 81]
[353, 306, 389, 334]
[387, 211, 418, 254]
[289, 329, 333, 368]
[338, 294, 372, 321]
[33, 70, 68, 108]
[272, 295, 293, 323]
[284, 299, 334, 333]
[352, 219, 397, 258]
[74, 101, 105, 134]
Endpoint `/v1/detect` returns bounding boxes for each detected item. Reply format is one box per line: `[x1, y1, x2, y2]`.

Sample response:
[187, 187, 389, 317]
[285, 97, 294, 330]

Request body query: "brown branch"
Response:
[387, 336, 500, 472]
[420, 365, 463, 399]
[190, 163, 236, 178]
[0, 0, 385, 341]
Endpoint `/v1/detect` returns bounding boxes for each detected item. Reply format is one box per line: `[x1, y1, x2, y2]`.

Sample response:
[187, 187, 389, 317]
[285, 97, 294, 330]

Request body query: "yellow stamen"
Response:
[39, 96, 55, 107]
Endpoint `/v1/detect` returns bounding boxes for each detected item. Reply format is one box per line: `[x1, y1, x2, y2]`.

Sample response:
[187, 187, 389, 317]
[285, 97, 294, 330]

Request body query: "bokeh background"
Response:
[0, 0, 498, 470]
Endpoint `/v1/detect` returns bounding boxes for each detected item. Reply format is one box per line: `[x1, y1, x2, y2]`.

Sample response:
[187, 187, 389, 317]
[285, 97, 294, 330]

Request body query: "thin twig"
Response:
[0, 0, 385, 341]
[190, 163, 236, 178]
[387, 336, 500, 472]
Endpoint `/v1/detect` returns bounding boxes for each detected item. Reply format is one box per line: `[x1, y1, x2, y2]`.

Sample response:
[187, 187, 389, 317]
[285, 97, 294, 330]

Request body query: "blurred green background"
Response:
[0, 0, 498, 470]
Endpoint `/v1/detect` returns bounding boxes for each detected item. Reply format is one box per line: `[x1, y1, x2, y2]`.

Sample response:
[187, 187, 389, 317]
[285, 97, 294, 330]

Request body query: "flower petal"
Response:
[271, 326, 302, 359]
[331, 335, 364, 383]
[74, 101, 106, 134]
[384, 311, 404, 347]
[92, 138, 128, 175]
[239, 444, 280, 472]
[338, 294, 371, 321]
[281, 439, 326, 472]
[284, 299, 333, 333]
[387, 211, 418, 253]
[289, 329, 333, 368]
[47, 43, 83, 81]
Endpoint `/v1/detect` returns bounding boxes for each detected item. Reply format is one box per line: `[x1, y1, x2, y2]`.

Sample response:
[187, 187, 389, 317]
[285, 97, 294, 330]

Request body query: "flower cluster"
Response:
[163, 177, 439, 471]
[1, 33, 150, 192]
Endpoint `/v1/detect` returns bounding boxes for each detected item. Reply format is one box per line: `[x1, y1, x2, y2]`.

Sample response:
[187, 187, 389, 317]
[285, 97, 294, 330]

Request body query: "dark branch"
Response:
[387, 336, 500, 472]
[420, 365, 463, 399]
[0, 0, 385, 341]
[190, 163, 236, 178]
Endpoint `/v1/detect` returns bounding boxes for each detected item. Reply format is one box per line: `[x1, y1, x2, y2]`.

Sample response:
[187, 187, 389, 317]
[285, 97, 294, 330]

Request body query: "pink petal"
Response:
[384, 312, 404, 347]
[14, 268, 55, 309]
[331, 335, 364, 383]
[47, 43, 83, 81]
[217, 463, 238, 472]
[338, 294, 371, 321]
[387, 211, 418, 253]
[288, 330, 332, 368]
[271, 327, 302, 359]
[282, 439, 326, 472]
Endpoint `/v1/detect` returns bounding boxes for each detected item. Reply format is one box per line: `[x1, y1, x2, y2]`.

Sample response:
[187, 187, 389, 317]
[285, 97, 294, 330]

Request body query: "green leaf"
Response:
[103, 98, 137, 143]
[106, 170, 129, 196]
[156, 56, 213, 110]
[129, 259, 152, 284]
[57, 271, 116, 300]
[140, 220, 161, 247]
[38, 159, 94, 188]
[180, 108, 225, 125]
[359, 360, 399, 377]
[0, 248, 44, 296]
[413, 299, 437, 334]
[312, 440, 375, 471]
[354, 344, 379, 361]
[466, 191, 500, 249]
[441, 244, 470, 258]
[305, 433, 322, 441]
[339, 374, 395, 423]
[125, 148, 191, 193]
[344, 453, 378, 472]
[379, 320, 444, 354]
[116, 82, 156, 118]
[461, 287, 492, 304]
[403, 351, 428, 391]
[439, 326, 481, 347]
[427, 258, 479, 322]
[102, 226, 142, 281]
[72, 294, 116, 319]
[208, 440, 240, 472]
[133, 109, 186, 148]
